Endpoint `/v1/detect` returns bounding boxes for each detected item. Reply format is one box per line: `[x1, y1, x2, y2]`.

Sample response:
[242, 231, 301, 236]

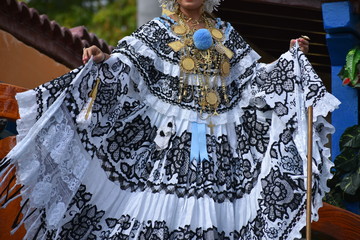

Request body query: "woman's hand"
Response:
[289, 37, 310, 54]
[82, 45, 108, 64]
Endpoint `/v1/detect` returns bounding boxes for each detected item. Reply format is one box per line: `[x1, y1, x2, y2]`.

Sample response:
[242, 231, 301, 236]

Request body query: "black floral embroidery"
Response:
[131, 18, 179, 64]
[165, 132, 191, 175]
[93, 82, 127, 117]
[237, 133, 251, 154]
[98, 120, 267, 203]
[99, 215, 231, 240]
[239, 109, 270, 154]
[279, 128, 293, 145]
[262, 59, 296, 95]
[34, 67, 83, 119]
[100, 215, 141, 239]
[260, 168, 303, 222]
[59, 185, 105, 239]
[215, 135, 233, 188]
[274, 102, 288, 116]
[281, 145, 303, 175]
[234, 212, 266, 239]
[77, 129, 97, 157]
[306, 83, 321, 100]
[265, 227, 279, 239]
[107, 115, 156, 161]
[100, 63, 115, 80]
[61, 205, 105, 239]
[68, 184, 92, 210]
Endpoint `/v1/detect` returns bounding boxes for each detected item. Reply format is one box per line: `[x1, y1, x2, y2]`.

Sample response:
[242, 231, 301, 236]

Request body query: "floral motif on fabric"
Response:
[270, 128, 304, 176]
[260, 168, 304, 222]
[35, 68, 83, 119]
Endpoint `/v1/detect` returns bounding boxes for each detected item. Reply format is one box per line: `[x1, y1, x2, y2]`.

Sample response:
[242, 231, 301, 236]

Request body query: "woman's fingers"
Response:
[289, 38, 310, 54]
[290, 39, 297, 49]
[298, 38, 310, 54]
[82, 48, 89, 64]
[82, 46, 104, 64]
[93, 52, 106, 63]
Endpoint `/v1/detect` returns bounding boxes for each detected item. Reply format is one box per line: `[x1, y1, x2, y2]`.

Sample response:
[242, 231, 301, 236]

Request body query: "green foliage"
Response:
[19, 0, 137, 46]
[325, 125, 360, 207]
[338, 47, 360, 87]
[91, 0, 137, 46]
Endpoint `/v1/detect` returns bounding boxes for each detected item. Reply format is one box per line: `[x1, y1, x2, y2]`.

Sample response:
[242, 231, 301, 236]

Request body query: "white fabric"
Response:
[0, 17, 340, 240]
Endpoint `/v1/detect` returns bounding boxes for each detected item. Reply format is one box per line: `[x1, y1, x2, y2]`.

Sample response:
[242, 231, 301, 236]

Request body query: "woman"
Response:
[1, 0, 339, 239]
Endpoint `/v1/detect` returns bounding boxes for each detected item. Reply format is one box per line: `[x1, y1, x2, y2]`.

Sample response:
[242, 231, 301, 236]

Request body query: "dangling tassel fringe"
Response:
[76, 77, 101, 126]
[0, 164, 23, 208]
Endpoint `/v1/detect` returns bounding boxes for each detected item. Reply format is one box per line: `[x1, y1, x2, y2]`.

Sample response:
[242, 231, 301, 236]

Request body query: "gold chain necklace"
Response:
[169, 12, 233, 120]
[178, 11, 205, 27]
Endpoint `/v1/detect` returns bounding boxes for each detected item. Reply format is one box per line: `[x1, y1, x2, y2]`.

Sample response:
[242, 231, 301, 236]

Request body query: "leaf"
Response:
[344, 134, 360, 148]
[335, 152, 359, 172]
[339, 125, 360, 150]
[345, 47, 360, 82]
[338, 65, 349, 81]
[334, 124, 360, 197]
[340, 168, 360, 195]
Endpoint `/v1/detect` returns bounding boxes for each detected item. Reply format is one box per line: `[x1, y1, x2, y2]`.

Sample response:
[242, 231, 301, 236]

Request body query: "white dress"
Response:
[0, 16, 340, 240]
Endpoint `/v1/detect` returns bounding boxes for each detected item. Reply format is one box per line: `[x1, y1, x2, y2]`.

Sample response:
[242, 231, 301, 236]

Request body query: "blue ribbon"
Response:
[190, 122, 209, 162]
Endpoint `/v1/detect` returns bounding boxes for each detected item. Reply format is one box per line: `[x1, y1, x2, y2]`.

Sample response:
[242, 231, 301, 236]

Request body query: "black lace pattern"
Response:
[93, 107, 274, 203]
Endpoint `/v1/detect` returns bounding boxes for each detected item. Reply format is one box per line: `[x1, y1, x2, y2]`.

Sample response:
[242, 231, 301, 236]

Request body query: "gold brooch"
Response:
[168, 41, 185, 52]
[221, 59, 230, 77]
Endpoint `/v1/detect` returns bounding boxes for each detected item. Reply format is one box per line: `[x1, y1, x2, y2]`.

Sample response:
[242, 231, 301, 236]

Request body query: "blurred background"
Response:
[19, 0, 138, 46]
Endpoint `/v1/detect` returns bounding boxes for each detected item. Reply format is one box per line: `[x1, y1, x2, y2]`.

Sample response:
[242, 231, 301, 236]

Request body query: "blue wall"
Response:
[322, 0, 360, 214]
[322, 1, 360, 158]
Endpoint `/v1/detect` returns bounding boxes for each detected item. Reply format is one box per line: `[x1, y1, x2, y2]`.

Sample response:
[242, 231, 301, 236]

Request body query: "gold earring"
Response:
[201, 1, 206, 13]
[174, 1, 180, 13]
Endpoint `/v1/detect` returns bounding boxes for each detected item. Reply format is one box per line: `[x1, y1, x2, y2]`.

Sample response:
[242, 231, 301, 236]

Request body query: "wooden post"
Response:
[306, 106, 313, 240]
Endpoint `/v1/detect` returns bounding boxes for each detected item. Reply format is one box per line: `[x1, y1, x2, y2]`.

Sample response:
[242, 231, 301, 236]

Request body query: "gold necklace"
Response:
[169, 12, 234, 120]
[178, 12, 205, 28]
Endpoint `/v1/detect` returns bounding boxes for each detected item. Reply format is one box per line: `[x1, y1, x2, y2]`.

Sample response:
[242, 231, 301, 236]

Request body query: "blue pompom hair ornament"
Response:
[193, 29, 213, 50]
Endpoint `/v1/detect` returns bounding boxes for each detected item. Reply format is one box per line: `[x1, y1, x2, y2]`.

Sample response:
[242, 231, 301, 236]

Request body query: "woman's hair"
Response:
[159, 0, 222, 13]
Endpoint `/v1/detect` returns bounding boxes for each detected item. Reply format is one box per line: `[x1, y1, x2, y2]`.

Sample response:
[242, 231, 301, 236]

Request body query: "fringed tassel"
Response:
[0, 156, 11, 172]
[10, 198, 41, 236]
[76, 77, 101, 126]
[0, 163, 23, 208]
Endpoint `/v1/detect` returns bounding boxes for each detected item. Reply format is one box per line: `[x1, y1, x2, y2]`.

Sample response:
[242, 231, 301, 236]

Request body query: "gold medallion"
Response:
[205, 91, 218, 106]
[173, 25, 187, 35]
[221, 60, 230, 76]
[211, 28, 224, 40]
[168, 41, 185, 52]
[181, 56, 196, 72]
[223, 46, 234, 59]
[215, 44, 234, 59]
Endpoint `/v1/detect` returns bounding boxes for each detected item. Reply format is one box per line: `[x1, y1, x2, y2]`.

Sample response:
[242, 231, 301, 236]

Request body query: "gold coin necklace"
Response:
[170, 12, 233, 122]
